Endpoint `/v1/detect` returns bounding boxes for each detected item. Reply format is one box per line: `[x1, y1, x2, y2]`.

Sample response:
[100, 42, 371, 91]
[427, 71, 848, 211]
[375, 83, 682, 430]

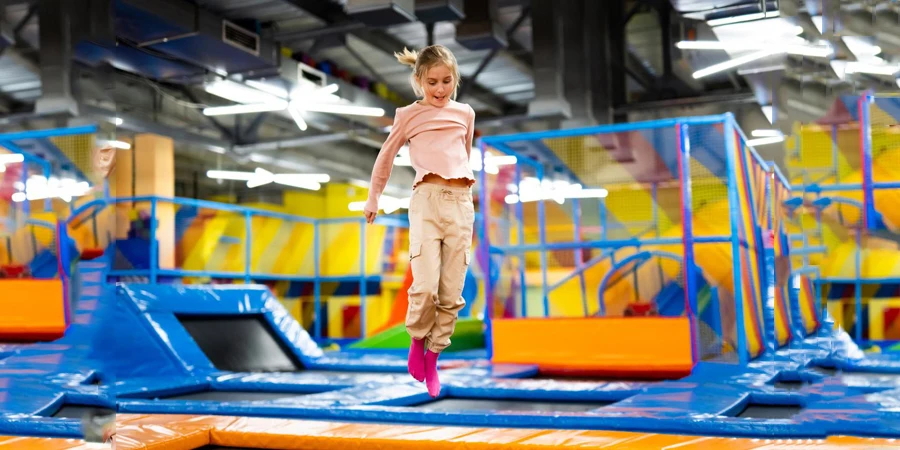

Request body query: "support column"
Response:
[133, 134, 175, 270]
[560, 0, 592, 128]
[36, 0, 77, 116]
[528, 0, 571, 119]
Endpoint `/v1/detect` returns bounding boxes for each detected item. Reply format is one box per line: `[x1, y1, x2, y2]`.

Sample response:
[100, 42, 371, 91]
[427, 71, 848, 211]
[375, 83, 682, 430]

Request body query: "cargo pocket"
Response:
[458, 250, 471, 293]
[409, 242, 422, 261]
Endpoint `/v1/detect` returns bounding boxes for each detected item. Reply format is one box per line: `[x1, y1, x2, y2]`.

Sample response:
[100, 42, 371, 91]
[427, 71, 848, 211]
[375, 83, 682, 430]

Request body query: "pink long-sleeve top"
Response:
[364, 100, 476, 213]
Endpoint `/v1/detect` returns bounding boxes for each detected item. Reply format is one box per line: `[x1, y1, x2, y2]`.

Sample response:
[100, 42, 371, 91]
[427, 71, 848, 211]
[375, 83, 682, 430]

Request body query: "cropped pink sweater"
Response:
[365, 100, 476, 213]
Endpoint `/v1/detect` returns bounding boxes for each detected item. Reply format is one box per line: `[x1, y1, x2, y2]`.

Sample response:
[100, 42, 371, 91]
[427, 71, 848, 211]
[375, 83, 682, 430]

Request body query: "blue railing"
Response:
[65, 195, 412, 342]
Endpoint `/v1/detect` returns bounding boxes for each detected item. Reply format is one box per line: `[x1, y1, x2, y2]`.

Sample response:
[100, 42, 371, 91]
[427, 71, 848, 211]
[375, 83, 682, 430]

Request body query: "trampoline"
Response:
[177, 314, 304, 372]
[49, 405, 115, 419]
[411, 398, 616, 413]
[734, 402, 805, 419]
[159, 391, 319, 402]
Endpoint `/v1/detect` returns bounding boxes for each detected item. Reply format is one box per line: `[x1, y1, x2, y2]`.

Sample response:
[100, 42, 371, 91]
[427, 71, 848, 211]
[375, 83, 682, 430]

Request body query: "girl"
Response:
[364, 45, 476, 398]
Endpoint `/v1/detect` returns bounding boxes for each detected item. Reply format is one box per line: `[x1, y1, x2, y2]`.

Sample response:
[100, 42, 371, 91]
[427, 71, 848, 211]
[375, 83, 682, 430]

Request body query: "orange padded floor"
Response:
[2, 415, 900, 449]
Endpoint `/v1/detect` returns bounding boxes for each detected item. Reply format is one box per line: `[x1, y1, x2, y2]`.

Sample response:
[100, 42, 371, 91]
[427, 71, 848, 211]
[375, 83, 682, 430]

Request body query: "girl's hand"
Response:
[365, 210, 377, 224]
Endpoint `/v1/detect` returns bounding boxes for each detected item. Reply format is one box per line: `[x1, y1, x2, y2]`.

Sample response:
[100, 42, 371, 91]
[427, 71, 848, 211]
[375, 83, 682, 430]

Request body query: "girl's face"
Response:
[421, 63, 454, 107]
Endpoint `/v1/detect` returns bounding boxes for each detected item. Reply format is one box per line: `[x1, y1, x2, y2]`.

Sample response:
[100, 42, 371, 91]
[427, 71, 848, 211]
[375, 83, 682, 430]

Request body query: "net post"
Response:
[724, 117, 749, 365]
[859, 92, 875, 231]
[676, 121, 698, 365]
[536, 163, 550, 317]
[514, 161, 527, 317]
[478, 138, 494, 359]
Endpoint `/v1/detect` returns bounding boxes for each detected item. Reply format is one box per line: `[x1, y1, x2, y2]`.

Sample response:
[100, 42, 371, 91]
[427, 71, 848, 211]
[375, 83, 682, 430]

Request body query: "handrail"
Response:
[65, 195, 411, 227]
[62, 194, 412, 341]
[596, 250, 683, 315]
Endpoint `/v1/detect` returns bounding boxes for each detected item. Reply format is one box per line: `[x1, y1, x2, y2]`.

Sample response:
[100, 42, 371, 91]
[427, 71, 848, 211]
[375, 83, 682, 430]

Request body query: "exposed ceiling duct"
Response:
[415, 0, 465, 23]
[344, 0, 418, 26]
[455, 0, 507, 50]
[527, 0, 570, 119]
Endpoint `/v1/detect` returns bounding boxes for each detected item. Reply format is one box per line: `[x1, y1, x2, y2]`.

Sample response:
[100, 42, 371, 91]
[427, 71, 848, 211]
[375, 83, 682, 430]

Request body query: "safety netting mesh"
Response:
[480, 119, 767, 364]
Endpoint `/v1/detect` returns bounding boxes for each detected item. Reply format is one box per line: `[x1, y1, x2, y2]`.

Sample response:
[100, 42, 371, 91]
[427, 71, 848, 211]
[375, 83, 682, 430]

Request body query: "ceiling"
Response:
[0, 0, 896, 199]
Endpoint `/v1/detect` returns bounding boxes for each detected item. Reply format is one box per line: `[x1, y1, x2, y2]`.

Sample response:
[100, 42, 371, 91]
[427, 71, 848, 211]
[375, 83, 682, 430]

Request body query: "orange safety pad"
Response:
[115, 415, 900, 449]
[4, 415, 900, 449]
[491, 317, 694, 378]
[0, 280, 66, 341]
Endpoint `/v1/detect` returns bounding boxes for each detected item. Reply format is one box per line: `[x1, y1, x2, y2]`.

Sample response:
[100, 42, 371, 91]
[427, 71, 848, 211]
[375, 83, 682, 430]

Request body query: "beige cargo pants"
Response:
[405, 182, 475, 354]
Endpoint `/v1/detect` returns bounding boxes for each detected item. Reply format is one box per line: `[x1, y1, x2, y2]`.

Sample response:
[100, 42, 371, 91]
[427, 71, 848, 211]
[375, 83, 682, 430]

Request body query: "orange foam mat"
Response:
[2, 415, 900, 449]
[116, 414, 900, 449]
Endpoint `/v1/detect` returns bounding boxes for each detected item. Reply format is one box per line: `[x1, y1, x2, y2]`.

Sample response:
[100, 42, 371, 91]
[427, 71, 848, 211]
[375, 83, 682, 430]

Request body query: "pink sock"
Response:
[425, 350, 441, 397]
[408, 338, 425, 382]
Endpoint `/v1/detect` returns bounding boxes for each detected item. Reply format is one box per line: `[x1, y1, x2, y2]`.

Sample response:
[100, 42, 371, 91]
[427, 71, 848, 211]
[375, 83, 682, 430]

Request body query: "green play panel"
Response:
[348, 318, 485, 352]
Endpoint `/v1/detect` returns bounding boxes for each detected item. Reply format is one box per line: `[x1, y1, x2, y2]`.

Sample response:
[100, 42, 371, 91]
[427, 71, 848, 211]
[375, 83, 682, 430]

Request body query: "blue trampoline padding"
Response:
[115, 284, 472, 376]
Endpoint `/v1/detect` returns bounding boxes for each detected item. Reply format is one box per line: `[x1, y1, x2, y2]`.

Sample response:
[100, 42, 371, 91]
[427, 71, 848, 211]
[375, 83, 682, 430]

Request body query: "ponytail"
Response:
[394, 47, 418, 68]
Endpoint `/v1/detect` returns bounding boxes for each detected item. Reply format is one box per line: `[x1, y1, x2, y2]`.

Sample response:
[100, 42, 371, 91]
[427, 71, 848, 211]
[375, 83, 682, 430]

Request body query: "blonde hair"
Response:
[394, 45, 461, 100]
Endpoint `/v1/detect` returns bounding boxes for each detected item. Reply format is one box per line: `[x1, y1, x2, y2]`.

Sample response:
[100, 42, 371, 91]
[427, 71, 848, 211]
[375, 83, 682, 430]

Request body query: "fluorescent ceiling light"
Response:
[0, 153, 24, 164]
[752, 129, 783, 138]
[203, 102, 288, 116]
[693, 49, 780, 79]
[747, 136, 785, 146]
[99, 140, 131, 150]
[205, 80, 282, 104]
[761, 105, 774, 124]
[300, 103, 385, 117]
[287, 104, 308, 131]
[348, 195, 410, 214]
[708, 10, 780, 26]
[244, 80, 289, 99]
[485, 155, 517, 166]
[677, 41, 832, 58]
[207, 168, 329, 190]
[13, 175, 91, 203]
[811, 15, 824, 34]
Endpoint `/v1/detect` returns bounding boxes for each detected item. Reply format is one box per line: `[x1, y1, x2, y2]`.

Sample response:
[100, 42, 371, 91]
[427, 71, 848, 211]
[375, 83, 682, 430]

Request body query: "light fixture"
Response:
[204, 80, 283, 105]
[0, 153, 24, 164]
[202, 80, 384, 131]
[692, 49, 780, 79]
[99, 140, 131, 150]
[348, 195, 410, 214]
[206, 168, 329, 190]
[896, 78, 900, 88]
[12, 175, 92, 203]
[707, 10, 780, 26]
[761, 105, 775, 124]
[504, 179, 608, 205]
[299, 103, 385, 117]
[747, 136, 785, 146]
[287, 104, 308, 131]
[752, 129, 783, 138]
[677, 40, 832, 57]
[203, 102, 289, 116]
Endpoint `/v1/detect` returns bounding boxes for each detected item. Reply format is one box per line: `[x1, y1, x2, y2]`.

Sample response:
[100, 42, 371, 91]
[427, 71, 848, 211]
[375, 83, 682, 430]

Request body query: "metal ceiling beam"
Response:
[278, 0, 515, 115]
[614, 90, 757, 113]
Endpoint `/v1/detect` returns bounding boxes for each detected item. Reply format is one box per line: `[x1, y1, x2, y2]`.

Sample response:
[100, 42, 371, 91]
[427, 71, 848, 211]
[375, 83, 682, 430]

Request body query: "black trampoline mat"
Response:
[413, 398, 614, 413]
[735, 403, 804, 419]
[51, 405, 116, 419]
[177, 314, 303, 372]
[773, 380, 811, 391]
[160, 390, 313, 402]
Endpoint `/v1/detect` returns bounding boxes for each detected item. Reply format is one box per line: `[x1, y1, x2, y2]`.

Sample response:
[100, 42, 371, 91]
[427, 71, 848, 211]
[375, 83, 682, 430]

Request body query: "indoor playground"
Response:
[6, 1, 900, 449]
